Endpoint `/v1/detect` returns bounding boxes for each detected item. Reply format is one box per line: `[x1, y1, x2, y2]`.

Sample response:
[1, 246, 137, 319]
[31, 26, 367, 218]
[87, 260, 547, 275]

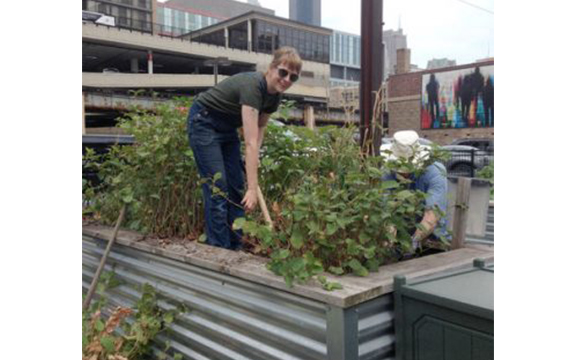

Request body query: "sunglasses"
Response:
[277, 68, 299, 82]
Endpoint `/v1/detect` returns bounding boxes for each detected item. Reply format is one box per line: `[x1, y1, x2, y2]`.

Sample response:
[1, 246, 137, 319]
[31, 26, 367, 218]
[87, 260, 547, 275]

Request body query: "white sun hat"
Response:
[381, 130, 430, 166]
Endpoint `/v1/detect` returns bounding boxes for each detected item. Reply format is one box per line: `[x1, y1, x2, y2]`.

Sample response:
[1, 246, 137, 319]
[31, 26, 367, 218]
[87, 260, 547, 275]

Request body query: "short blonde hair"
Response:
[268, 46, 302, 74]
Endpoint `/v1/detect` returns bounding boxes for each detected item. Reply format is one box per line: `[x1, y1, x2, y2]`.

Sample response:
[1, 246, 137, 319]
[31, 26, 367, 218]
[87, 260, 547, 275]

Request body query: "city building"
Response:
[82, 0, 157, 33]
[157, 0, 274, 36]
[82, 6, 338, 134]
[427, 58, 457, 70]
[382, 28, 407, 80]
[181, 11, 331, 66]
[329, 30, 361, 87]
[289, 0, 321, 27]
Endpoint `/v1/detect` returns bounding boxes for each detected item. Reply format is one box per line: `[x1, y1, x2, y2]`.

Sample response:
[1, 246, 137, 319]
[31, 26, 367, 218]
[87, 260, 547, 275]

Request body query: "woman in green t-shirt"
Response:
[187, 47, 302, 250]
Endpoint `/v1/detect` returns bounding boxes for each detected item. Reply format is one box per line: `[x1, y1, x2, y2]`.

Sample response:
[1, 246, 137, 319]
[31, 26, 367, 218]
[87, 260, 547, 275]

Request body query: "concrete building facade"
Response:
[387, 60, 494, 144]
[83, 0, 157, 33]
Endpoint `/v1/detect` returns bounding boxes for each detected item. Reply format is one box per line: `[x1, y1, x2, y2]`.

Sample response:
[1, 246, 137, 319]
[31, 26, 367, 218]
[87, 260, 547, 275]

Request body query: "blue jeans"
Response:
[187, 102, 244, 250]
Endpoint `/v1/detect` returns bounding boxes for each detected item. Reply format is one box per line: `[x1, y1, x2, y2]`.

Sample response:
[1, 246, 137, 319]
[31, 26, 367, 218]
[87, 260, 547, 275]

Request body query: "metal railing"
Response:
[441, 149, 494, 177]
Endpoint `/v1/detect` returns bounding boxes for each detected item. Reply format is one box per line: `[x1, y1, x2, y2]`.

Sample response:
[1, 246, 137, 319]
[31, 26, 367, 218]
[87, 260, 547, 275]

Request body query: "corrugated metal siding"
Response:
[83, 235, 329, 360]
[357, 295, 395, 360]
[466, 205, 494, 245]
[83, 234, 400, 360]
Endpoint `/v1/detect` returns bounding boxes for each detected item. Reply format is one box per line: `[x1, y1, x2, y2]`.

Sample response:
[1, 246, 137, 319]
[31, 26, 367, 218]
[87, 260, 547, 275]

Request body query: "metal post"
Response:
[247, 20, 252, 52]
[359, 0, 383, 155]
[82, 92, 86, 135]
[326, 305, 359, 360]
[394, 275, 407, 360]
[204, 57, 231, 86]
[471, 149, 476, 177]
[147, 50, 153, 74]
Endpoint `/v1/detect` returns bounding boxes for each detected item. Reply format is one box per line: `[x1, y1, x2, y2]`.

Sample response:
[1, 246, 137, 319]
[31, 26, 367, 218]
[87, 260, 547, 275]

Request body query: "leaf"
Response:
[163, 312, 174, 324]
[198, 233, 207, 243]
[100, 335, 115, 352]
[306, 220, 320, 234]
[174, 354, 184, 360]
[382, 180, 399, 189]
[363, 246, 376, 259]
[272, 249, 290, 260]
[396, 190, 413, 200]
[347, 259, 369, 277]
[122, 193, 134, 203]
[289, 229, 304, 249]
[95, 319, 105, 332]
[232, 217, 246, 230]
[328, 266, 344, 275]
[323, 281, 343, 291]
[366, 259, 380, 272]
[326, 222, 338, 236]
[290, 257, 306, 272]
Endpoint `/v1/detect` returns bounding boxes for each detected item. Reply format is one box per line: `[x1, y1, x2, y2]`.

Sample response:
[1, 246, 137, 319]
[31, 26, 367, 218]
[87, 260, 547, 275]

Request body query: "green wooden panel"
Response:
[445, 327, 472, 360]
[415, 319, 443, 360]
[472, 336, 494, 360]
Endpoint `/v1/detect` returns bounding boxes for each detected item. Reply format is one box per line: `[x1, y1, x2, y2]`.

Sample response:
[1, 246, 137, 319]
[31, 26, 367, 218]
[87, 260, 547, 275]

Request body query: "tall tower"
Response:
[382, 28, 408, 79]
[289, 0, 321, 26]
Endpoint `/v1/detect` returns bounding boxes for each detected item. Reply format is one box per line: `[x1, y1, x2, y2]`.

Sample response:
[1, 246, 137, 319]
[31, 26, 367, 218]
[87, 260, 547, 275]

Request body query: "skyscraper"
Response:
[382, 28, 407, 79]
[289, 0, 321, 27]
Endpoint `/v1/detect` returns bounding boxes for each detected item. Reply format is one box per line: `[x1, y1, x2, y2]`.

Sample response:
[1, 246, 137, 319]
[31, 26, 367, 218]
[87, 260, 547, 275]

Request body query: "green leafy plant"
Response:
[82, 272, 184, 360]
[83, 97, 204, 238]
[236, 125, 448, 289]
[477, 161, 494, 198]
[84, 97, 450, 291]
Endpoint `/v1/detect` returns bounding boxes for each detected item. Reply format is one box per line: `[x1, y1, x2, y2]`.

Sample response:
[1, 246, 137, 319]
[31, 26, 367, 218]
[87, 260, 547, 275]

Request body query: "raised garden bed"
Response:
[82, 224, 493, 360]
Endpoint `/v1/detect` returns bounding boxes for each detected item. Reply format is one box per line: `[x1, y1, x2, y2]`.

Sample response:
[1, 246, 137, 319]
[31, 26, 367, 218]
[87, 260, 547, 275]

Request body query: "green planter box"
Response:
[394, 260, 494, 360]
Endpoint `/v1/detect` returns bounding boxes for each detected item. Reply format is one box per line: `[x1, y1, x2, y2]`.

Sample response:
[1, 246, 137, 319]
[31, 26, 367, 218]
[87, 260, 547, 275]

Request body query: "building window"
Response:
[229, 22, 248, 50]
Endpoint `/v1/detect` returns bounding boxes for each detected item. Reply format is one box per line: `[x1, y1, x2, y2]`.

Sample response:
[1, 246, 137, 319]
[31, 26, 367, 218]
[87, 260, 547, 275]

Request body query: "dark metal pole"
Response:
[360, 0, 384, 155]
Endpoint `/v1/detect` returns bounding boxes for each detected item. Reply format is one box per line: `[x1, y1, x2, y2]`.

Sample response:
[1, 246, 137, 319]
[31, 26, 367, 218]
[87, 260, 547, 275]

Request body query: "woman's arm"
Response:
[241, 105, 260, 211]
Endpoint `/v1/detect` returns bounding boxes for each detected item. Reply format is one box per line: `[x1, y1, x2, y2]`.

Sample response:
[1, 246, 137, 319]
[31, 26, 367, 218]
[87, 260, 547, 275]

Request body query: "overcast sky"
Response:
[244, 0, 494, 69]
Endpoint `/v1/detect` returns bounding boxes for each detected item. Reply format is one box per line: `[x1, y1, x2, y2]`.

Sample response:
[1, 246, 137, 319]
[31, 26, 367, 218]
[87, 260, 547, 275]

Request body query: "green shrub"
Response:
[236, 125, 448, 289]
[83, 97, 203, 238]
[84, 99, 448, 290]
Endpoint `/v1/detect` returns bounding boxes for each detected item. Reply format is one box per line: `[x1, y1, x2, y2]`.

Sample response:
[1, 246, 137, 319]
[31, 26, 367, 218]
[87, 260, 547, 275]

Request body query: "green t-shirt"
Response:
[196, 72, 281, 127]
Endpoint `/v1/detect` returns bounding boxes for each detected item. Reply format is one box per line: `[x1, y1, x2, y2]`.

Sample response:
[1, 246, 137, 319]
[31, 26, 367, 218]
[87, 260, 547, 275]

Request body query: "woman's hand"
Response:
[242, 188, 258, 211]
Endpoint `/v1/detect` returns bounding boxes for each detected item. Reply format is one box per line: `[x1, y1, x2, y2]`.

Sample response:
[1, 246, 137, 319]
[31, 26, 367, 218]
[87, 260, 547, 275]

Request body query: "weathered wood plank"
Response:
[452, 177, 472, 249]
[83, 224, 493, 308]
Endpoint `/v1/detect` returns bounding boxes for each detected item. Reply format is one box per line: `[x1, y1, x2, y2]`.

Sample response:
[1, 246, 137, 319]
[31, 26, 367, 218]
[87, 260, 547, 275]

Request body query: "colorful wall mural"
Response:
[421, 65, 494, 129]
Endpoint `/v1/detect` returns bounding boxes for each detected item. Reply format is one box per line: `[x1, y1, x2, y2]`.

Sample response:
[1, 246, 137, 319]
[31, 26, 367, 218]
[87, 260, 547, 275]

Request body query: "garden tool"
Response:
[82, 204, 127, 311]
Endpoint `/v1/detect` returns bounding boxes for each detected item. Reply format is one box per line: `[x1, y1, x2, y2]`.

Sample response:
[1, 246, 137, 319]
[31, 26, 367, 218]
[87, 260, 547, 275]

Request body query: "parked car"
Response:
[378, 136, 492, 177]
[451, 138, 494, 152]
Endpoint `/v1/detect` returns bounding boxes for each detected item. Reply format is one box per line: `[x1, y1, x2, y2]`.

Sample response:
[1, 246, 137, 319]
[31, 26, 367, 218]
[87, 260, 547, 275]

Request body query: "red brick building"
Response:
[387, 59, 494, 145]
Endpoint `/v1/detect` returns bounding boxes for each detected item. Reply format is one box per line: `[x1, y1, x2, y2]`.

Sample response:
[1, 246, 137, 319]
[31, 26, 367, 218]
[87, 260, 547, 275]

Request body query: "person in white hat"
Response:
[381, 130, 450, 257]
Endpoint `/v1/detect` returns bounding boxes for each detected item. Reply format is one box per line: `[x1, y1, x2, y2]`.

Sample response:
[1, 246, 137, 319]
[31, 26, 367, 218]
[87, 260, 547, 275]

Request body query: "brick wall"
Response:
[387, 60, 494, 145]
